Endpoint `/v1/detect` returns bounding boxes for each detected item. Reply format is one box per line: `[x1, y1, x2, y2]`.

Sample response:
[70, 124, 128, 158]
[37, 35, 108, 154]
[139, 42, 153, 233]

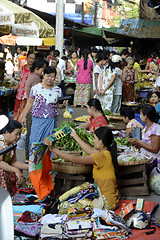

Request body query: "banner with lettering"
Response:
[12, 22, 39, 38]
[0, 4, 15, 25]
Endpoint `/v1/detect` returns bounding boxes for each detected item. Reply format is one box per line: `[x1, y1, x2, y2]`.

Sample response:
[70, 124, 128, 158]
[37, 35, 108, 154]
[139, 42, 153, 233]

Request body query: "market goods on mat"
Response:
[55, 121, 94, 151]
[74, 115, 90, 122]
[142, 73, 157, 80]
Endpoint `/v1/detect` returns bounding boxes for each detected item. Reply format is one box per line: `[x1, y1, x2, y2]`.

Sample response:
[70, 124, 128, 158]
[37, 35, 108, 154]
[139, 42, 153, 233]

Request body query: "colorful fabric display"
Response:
[67, 207, 92, 219]
[59, 182, 99, 214]
[15, 222, 42, 237]
[18, 211, 43, 223]
[92, 208, 130, 239]
[29, 124, 71, 200]
[13, 204, 44, 214]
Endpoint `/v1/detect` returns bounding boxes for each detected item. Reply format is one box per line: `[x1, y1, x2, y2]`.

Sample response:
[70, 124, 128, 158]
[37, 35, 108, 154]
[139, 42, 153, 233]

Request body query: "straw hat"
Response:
[0, 115, 9, 130]
[112, 55, 122, 63]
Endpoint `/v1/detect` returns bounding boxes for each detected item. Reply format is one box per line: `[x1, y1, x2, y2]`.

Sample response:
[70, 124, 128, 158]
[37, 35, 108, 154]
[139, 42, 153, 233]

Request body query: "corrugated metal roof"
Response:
[117, 19, 160, 39]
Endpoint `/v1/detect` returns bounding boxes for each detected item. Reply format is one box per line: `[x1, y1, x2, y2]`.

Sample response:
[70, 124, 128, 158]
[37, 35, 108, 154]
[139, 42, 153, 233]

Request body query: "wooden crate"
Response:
[54, 173, 86, 196]
[118, 164, 149, 197]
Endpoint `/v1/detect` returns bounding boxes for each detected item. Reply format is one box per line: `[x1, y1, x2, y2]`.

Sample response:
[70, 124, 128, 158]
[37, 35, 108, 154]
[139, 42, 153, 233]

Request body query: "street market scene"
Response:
[0, 0, 160, 239]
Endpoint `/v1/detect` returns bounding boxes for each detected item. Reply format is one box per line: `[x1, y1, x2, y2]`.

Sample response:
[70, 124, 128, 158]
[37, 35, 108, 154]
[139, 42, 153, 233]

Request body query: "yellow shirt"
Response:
[91, 150, 119, 210]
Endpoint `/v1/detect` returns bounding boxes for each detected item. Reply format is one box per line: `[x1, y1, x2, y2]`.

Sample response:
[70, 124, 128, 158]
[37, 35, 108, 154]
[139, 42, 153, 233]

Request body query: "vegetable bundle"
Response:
[55, 121, 94, 151]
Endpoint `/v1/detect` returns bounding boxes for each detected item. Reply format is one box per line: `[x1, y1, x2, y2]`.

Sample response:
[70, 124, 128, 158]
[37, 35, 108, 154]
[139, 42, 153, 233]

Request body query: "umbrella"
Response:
[0, 0, 54, 38]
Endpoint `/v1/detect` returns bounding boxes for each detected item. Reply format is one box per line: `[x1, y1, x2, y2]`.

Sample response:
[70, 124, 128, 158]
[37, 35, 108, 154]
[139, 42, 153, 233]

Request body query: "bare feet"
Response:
[71, 104, 77, 108]
[81, 105, 84, 108]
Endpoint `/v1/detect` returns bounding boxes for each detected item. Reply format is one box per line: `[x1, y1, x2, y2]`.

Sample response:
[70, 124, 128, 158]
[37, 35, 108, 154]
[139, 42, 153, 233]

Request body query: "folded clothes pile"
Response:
[40, 213, 68, 239]
[59, 182, 99, 214]
[65, 219, 93, 239]
[92, 208, 131, 239]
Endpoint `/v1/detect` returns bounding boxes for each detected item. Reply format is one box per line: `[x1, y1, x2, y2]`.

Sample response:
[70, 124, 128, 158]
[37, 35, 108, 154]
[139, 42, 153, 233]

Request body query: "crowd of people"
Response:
[0, 44, 160, 211]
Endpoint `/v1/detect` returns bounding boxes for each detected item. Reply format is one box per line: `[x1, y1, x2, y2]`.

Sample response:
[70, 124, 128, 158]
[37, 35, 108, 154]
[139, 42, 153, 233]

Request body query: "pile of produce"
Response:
[118, 151, 151, 164]
[115, 137, 131, 148]
[74, 115, 90, 122]
[55, 121, 94, 151]
[142, 73, 157, 80]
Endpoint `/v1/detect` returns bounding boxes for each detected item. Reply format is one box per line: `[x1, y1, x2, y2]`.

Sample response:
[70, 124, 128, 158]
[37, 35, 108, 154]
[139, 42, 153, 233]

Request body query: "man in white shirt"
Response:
[54, 50, 66, 96]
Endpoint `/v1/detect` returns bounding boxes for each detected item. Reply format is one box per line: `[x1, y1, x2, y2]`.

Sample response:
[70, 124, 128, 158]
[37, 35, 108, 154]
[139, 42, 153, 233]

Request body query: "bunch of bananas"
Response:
[74, 115, 90, 122]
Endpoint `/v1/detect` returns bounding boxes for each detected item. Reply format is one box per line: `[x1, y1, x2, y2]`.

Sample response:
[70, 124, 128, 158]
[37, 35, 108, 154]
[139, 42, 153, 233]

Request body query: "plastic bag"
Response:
[63, 106, 72, 119]
[16, 126, 27, 150]
[149, 167, 160, 195]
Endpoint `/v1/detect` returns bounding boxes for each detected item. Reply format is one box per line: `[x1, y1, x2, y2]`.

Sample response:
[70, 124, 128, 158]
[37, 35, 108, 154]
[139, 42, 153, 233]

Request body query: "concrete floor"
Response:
[16, 107, 160, 217]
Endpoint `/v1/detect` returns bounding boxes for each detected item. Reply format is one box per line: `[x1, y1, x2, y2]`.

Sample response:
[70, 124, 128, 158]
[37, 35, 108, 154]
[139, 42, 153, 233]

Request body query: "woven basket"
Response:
[118, 158, 152, 166]
[51, 159, 92, 175]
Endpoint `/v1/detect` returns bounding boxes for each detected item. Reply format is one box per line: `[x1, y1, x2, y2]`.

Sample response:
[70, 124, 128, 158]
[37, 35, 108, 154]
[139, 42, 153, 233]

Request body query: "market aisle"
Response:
[16, 107, 160, 218]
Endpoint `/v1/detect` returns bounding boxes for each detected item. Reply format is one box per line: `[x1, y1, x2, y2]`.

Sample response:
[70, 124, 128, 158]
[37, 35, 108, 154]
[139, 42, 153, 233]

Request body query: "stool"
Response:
[54, 173, 86, 196]
[118, 164, 149, 197]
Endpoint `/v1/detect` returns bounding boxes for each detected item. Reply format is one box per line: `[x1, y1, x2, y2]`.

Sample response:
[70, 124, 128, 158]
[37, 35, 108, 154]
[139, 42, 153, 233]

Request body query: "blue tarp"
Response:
[49, 13, 93, 25]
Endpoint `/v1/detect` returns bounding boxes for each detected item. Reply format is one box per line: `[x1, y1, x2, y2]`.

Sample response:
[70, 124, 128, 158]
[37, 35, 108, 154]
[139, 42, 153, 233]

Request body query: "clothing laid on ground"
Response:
[12, 64, 31, 122]
[91, 150, 119, 210]
[140, 123, 160, 168]
[89, 116, 108, 133]
[0, 135, 18, 196]
[122, 68, 136, 102]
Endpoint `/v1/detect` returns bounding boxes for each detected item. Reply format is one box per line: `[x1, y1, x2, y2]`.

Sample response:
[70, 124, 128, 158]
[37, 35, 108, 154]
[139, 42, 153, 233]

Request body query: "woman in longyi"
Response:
[44, 126, 119, 210]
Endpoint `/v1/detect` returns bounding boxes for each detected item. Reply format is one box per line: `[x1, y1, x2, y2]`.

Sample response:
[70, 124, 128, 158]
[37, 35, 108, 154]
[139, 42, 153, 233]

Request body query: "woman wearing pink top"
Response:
[12, 52, 35, 122]
[73, 49, 93, 107]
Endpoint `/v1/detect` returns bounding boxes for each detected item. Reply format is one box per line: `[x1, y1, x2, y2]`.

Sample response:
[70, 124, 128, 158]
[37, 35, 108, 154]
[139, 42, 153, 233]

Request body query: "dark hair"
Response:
[61, 56, 68, 61]
[21, 46, 27, 52]
[44, 66, 57, 76]
[30, 58, 46, 73]
[94, 126, 118, 176]
[120, 49, 129, 56]
[121, 107, 135, 120]
[82, 49, 90, 70]
[27, 51, 35, 58]
[147, 91, 160, 103]
[96, 53, 104, 63]
[102, 50, 110, 59]
[105, 59, 115, 71]
[71, 50, 78, 57]
[35, 52, 44, 59]
[141, 104, 159, 123]
[87, 99, 109, 124]
[54, 50, 60, 58]
[52, 58, 59, 65]
[0, 120, 22, 134]
[152, 52, 159, 60]
[91, 47, 98, 54]
[135, 55, 144, 63]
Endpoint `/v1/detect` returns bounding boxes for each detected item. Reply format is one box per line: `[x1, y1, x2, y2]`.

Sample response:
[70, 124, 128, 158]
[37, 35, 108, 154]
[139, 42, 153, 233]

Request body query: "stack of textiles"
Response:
[12, 188, 51, 238]
[40, 214, 68, 239]
[65, 219, 93, 239]
[65, 207, 93, 239]
[59, 182, 99, 214]
[92, 208, 131, 239]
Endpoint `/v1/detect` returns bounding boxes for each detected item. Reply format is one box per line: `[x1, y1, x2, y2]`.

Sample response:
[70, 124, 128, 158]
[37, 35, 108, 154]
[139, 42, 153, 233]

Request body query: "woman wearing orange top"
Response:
[12, 52, 35, 122]
[79, 98, 108, 133]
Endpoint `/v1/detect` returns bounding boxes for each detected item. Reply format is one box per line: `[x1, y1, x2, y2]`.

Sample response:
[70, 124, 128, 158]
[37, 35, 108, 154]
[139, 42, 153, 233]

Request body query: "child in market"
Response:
[147, 91, 160, 107]
[44, 126, 119, 210]
[121, 107, 143, 137]
[0, 119, 29, 196]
